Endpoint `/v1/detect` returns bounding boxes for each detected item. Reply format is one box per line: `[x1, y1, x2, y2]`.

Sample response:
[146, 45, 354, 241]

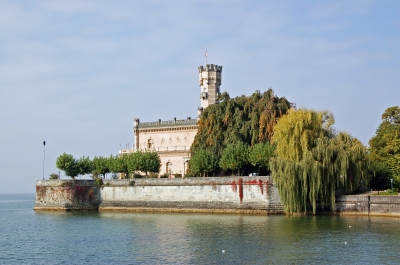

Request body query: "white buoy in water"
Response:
[345, 241, 347, 245]
[349, 225, 351, 228]
[222, 250, 225, 254]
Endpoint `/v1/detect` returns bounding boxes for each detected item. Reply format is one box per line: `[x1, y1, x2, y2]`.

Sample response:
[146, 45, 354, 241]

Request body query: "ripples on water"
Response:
[1, 193, 400, 264]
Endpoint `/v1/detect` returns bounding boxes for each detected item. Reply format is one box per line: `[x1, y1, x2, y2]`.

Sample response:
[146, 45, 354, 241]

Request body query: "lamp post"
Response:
[391, 178, 393, 193]
[42, 141, 46, 180]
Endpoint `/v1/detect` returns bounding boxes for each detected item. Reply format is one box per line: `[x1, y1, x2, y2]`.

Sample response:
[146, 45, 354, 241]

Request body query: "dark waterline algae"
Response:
[1, 193, 400, 264]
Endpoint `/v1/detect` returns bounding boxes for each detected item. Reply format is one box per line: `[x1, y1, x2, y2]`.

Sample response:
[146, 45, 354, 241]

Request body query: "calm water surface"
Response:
[1, 193, 400, 264]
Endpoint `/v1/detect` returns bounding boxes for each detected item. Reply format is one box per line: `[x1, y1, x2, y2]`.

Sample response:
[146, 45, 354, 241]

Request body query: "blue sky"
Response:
[0, 1, 399, 193]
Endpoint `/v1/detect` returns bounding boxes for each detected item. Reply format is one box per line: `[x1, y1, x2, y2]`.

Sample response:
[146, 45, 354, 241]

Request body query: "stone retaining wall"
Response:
[34, 179, 101, 211]
[36, 178, 400, 216]
[34, 176, 284, 214]
[332, 195, 400, 216]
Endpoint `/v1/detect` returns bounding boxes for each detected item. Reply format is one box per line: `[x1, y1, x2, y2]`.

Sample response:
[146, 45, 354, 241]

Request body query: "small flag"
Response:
[205, 49, 207, 57]
[43, 141, 46, 146]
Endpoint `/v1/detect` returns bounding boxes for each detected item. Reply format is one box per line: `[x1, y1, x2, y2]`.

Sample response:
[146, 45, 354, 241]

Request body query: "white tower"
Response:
[198, 64, 222, 109]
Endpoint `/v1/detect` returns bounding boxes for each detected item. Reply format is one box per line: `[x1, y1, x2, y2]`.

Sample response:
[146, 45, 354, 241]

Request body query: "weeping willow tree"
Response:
[189, 88, 291, 174]
[269, 108, 368, 214]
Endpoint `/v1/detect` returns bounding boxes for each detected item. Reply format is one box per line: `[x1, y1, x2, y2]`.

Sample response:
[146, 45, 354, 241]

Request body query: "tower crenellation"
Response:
[198, 64, 222, 110]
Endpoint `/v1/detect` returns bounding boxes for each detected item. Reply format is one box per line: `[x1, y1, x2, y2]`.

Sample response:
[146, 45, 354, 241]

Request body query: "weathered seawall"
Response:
[34, 176, 284, 214]
[35, 177, 400, 216]
[333, 195, 400, 217]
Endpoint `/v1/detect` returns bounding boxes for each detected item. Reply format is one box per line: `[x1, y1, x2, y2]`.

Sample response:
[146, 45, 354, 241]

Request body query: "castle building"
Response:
[119, 64, 222, 176]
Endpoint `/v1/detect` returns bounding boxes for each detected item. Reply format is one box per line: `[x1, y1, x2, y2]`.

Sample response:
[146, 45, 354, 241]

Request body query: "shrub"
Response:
[91, 169, 101, 179]
[95, 178, 103, 186]
[49, 173, 59, 180]
[148, 172, 159, 178]
[133, 174, 144, 178]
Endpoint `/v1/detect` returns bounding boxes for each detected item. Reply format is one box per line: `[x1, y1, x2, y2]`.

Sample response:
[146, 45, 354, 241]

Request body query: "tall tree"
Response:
[190, 89, 291, 164]
[369, 106, 400, 187]
[270, 109, 367, 213]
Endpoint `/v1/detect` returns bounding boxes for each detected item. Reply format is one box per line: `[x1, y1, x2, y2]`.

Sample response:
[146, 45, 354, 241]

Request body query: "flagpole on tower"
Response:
[205, 49, 207, 66]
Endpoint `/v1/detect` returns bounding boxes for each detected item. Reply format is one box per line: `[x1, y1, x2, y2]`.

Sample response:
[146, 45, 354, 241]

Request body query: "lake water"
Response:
[1, 193, 400, 264]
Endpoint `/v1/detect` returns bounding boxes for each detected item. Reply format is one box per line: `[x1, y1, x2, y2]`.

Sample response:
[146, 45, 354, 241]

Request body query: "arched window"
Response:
[148, 139, 154, 149]
[166, 162, 172, 174]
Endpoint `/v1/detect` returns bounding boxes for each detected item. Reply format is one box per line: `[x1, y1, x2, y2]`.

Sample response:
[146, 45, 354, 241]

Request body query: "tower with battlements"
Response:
[198, 64, 222, 109]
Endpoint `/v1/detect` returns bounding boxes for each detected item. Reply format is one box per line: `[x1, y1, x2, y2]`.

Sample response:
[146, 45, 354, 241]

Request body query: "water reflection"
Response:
[2, 194, 400, 264]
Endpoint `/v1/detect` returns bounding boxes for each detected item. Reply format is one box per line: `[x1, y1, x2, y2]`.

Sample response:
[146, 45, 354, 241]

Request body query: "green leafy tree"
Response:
[115, 154, 131, 178]
[249, 141, 275, 174]
[270, 109, 367, 214]
[369, 106, 400, 187]
[138, 150, 161, 177]
[107, 155, 119, 175]
[56, 153, 80, 178]
[76, 156, 93, 177]
[92, 156, 110, 179]
[189, 148, 219, 177]
[127, 151, 141, 174]
[219, 141, 250, 175]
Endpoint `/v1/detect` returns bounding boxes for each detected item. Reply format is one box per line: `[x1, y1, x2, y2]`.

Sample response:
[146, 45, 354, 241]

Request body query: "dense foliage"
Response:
[270, 109, 368, 213]
[189, 148, 218, 177]
[56, 151, 161, 179]
[219, 141, 250, 175]
[92, 156, 111, 178]
[189, 88, 290, 175]
[248, 142, 275, 173]
[137, 150, 162, 176]
[56, 153, 81, 178]
[368, 106, 400, 189]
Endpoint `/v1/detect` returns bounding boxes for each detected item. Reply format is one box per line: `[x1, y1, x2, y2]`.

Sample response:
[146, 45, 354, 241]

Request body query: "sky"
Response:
[0, 0, 399, 193]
